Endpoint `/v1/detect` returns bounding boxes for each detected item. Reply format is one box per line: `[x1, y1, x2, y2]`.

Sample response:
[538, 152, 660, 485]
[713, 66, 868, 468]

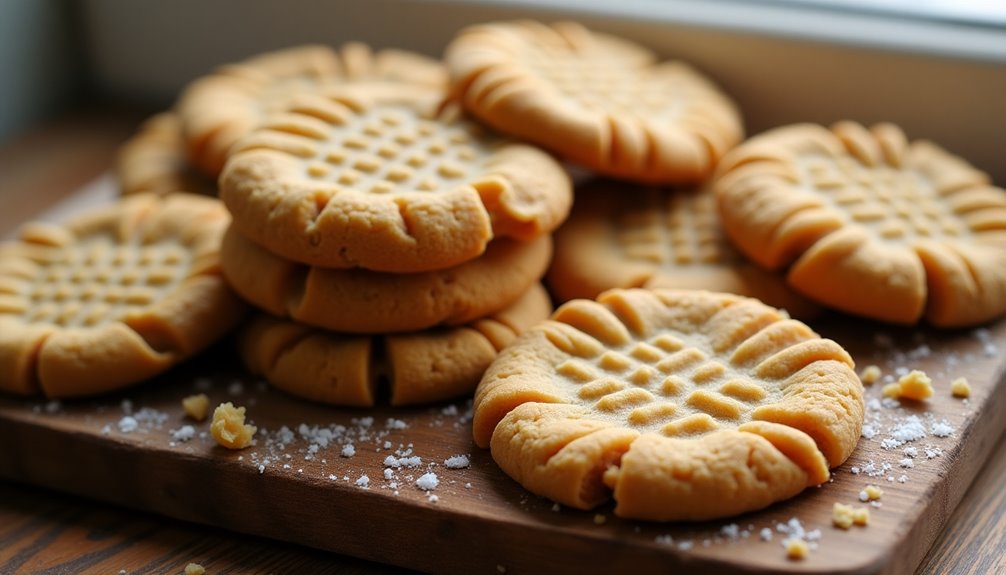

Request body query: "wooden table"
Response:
[0, 110, 1004, 575]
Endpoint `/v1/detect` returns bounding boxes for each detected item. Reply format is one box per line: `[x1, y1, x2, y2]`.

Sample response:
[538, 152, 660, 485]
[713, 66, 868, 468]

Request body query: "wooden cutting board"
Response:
[1, 182, 1005, 574]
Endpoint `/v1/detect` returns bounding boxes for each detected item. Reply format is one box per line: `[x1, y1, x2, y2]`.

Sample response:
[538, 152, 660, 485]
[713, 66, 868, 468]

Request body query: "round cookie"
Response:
[547, 180, 817, 318]
[220, 223, 551, 333]
[0, 194, 246, 398]
[713, 121, 1006, 327]
[473, 288, 863, 521]
[177, 43, 448, 177]
[239, 283, 552, 407]
[115, 112, 217, 197]
[445, 20, 743, 184]
[220, 85, 572, 272]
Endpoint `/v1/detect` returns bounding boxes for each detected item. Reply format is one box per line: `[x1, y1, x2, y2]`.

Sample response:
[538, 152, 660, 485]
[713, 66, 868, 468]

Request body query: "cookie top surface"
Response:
[239, 283, 552, 407]
[547, 181, 816, 316]
[445, 21, 743, 183]
[220, 223, 552, 333]
[473, 288, 863, 520]
[220, 86, 572, 272]
[115, 112, 217, 197]
[0, 194, 245, 398]
[177, 43, 448, 177]
[714, 121, 1006, 326]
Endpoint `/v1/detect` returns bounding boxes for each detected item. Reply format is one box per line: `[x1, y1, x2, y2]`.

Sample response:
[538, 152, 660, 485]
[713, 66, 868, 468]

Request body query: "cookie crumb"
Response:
[852, 507, 870, 526]
[832, 503, 854, 529]
[951, 377, 971, 398]
[883, 370, 933, 401]
[184, 564, 205, 575]
[860, 485, 884, 501]
[182, 393, 210, 421]
[210, 402, 257, 449]
[784, 538, 809, 560]
[859, 365, 881, 386]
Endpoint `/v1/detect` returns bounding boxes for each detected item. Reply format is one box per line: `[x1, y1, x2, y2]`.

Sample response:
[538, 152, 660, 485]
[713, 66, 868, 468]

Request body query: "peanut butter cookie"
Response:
[473, 288, 863, 520]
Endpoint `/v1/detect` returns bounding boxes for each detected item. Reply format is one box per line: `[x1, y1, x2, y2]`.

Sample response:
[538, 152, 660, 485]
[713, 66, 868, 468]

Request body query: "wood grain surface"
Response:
[2, 115, 1005, 575]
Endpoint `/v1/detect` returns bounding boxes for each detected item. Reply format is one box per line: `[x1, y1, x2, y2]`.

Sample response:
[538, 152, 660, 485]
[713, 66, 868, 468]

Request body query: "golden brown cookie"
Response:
[239, 283, 552, 407]
[0, 194, 246, 398]
[220, 222, 551, 333]
[445, 20, 743, 184]
[177, 43, 448, 177]
[473, 288, 863, 521]
[547, 180, 817, 317]
[220, 85, 572, 272]
[115, 112, 217, 197]
[714, 121, 1006, 326]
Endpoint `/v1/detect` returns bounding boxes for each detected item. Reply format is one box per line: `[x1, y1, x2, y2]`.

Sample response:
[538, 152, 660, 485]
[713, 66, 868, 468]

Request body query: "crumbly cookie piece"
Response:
[115, 112, 217, 197]
[714, 121, 1006, 326]
[221, 223, 551, 333]
[547, 181, 816, 317]
[445, 20, 743, 184]
[239, 284, 551, 407]
[220, 86, 571, 272]
[0, 194, 245, 398]
[177, 43, 447, 177]
[473, 288, 863, 521]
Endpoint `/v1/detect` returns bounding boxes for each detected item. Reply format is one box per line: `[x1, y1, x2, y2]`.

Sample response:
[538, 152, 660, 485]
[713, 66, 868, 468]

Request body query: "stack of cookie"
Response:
[171, 44, 575, 407]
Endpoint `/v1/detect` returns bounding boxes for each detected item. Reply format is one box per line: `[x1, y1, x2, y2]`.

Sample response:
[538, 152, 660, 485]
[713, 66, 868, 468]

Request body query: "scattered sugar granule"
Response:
[903, 446, 918, 458]
[552, 503, 561, 512]
[655, 534, 673, 545]
[678, 540, 694, 551]
[416, 472, 439, 491]
[898, 475, 909, 483]
[951, 377, 971, 398]
[210, 402, 257, 449]
[385, 418, 408, 430]
[760, 527, 773, 541]
[883, 415, 928, 449]
[899, 458, 914, 469]
[341, 444, 356, 458]
[227, 381, 244, 396]
[118, 416, 139, 433]
[182, 393, 210, 422]
[170, 425, 196, 443]
[925, 446, 943, 459]
[931, 420, 955, 437]
[852, 507, 870, 526]
[860, 365, 882, 386]
[720, 524, 740, 540]
[444, 454, 471, 469]
[428, 494, 439, 503]
[861, 424, 878, 440]
[356, 475, 370, 488]
[832, 503, 855, 529]
[883, 370, 933, 401]
[593, 514, 607, 525]
[44, 400, 61, 414]
[860, 485, 883, 502]
[184, 564, 205, 575]
[785, 538, 809, 560]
